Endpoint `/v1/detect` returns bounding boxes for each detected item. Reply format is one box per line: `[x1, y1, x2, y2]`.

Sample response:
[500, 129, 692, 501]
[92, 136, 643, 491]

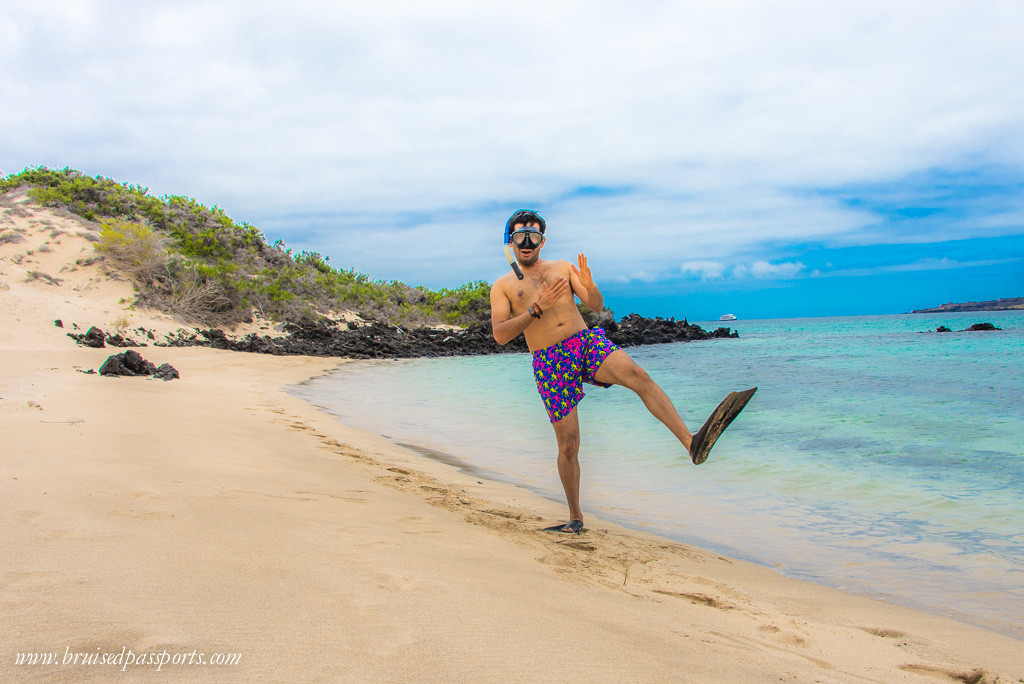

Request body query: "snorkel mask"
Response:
[503, 209, 546, 280]
[510, 229, 544, 248]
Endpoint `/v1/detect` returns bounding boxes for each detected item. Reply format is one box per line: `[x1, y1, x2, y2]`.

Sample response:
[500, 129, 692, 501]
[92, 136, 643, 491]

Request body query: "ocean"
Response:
[290, 311, 1024, 637]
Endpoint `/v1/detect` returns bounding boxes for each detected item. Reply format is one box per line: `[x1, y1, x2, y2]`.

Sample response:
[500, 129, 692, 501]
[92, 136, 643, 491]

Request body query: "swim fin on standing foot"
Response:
[541, 520, 584, 534]
[688, 387, 757, 465]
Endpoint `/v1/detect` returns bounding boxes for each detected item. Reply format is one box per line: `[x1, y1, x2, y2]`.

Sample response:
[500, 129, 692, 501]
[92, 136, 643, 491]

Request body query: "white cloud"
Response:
[748, 260, 806, 279]
[812, 257, 1022, 278]
[681, 260, 726, 280]
[0, 1, 1022, 288]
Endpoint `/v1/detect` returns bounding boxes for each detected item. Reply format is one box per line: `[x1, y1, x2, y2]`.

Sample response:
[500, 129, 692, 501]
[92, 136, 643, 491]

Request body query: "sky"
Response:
[2, 1, 1022, 321]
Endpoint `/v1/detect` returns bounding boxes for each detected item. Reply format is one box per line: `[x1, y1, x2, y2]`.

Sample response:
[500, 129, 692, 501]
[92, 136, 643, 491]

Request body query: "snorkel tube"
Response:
[503, 217, 524, 280]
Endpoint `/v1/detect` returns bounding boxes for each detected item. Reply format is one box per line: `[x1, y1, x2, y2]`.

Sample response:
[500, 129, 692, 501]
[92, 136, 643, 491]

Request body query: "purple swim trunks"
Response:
[532, 328, 619, 423]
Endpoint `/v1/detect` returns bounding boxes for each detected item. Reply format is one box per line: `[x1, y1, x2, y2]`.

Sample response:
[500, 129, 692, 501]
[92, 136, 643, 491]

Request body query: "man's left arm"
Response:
[569, 253, 604, 311]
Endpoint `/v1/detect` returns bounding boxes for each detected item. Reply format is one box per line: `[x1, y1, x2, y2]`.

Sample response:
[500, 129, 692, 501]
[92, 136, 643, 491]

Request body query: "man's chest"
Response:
[509, 270, 560, 310]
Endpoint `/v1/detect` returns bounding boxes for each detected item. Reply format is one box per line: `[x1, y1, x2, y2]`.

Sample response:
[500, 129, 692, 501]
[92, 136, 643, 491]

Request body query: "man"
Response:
[490, 209, 756, 534]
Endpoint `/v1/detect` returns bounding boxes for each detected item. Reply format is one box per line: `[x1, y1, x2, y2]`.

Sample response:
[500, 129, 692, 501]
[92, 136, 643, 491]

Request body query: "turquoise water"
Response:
[291, 312, 1024, 637]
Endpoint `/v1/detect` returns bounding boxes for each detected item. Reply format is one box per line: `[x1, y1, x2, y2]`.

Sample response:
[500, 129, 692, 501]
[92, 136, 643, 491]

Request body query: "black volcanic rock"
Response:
[924, 322, 1001, 333]
[153, 363, 180, 381]
[604, 314, 737, 348]
[68, 325, 107, 348]
[67, 325, 145, 348]
[97, 350, 178, 380]
[73, 314, 737, 360]
[99, 349, 157, 376]
[105, 332, 144, 347]
[201, 328, 231, 349]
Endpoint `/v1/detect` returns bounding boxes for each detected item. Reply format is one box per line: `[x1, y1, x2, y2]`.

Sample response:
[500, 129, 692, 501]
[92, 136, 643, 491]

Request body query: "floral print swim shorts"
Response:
[532, 328, 619, 423]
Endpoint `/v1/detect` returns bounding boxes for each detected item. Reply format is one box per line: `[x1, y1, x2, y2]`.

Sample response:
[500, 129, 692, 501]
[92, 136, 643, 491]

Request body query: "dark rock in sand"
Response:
[97, 350, 179, 380]
[99, 349, 158, 377]
[68, 325, 148, 348]
[68, 325, 107, 348]
[105, 332, 145, 347]
[154, 363, 180, 381]
[201, 328, 231, 349]
[54, 319, 63, 328]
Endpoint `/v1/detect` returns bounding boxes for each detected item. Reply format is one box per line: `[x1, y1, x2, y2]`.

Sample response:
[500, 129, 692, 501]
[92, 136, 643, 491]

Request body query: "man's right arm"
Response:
[490, 281, 535, 346]
[490, 276, 572, 346]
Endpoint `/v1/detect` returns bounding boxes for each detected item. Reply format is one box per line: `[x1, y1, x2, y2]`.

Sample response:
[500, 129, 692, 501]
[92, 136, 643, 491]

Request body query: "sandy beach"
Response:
[3, 196, 1024, 682]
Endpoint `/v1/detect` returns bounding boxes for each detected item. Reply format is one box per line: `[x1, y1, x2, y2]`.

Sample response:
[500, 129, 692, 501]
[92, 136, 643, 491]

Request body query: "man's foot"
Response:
[689, 387, 757, 465]
[541, 520, 584, 534]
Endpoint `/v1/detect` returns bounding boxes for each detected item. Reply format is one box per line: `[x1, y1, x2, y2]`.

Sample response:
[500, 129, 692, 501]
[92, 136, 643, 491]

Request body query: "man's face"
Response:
[511, 221, 545, 266]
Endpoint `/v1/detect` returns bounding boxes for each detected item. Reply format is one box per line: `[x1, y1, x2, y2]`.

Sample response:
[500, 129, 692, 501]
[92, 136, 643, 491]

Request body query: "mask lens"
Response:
[513, 230, 542, 247]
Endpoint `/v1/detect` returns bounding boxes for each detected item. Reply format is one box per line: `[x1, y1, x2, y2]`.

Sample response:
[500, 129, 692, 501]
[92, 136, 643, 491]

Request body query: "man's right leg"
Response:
[593, 349, 693, 450]
[593, 348, 756, 464]
[551, 407, 584, 523]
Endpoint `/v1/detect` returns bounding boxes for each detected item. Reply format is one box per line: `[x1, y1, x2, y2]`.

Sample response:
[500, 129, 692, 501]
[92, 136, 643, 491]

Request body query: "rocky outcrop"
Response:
[71, 314, 739, 360]
[67, 326, 161, 348]
[603, 313, 738, 347]
[68, 325, 107, 348]
[98, 350, 179, 380]
[929, 322, 1001, 333]
[223, 321, 528, 358]
[913, 297, 1023, 313]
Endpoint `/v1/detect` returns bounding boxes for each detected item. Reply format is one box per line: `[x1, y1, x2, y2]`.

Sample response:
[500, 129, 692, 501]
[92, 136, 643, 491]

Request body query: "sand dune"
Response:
[2, 194, 1022, 681]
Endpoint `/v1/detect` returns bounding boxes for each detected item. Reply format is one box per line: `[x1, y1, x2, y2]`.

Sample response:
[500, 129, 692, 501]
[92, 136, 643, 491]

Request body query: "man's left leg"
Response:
[592, 349, 694, 451]
[551, 407, 584, 524]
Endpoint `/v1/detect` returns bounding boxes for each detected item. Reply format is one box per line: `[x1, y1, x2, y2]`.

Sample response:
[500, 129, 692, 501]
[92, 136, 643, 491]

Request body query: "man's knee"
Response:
[555, 431, 579, 458]
[621, 361, 652, 389]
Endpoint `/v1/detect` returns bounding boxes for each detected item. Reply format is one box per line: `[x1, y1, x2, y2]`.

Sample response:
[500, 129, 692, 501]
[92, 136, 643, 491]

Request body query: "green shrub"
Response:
[2, 165, 502, 328]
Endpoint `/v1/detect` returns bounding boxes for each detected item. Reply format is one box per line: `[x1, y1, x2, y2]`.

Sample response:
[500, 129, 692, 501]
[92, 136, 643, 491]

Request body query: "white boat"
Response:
[719, 313, 737, 321]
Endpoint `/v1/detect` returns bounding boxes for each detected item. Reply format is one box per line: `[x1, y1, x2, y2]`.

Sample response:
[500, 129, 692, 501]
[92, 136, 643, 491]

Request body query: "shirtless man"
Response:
[490, 209, 756, 534]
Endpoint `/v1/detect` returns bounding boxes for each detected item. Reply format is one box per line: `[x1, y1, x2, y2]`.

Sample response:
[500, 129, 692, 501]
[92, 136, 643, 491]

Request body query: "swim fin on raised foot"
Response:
[689, 387, 757, 465]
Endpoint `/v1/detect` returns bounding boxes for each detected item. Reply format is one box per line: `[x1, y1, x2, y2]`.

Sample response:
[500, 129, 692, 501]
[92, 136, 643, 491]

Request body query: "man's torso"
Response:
[497, 259, 588, 351]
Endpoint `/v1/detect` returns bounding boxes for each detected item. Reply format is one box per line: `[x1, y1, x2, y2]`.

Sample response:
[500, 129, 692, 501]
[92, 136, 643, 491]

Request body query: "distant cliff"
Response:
[912, 297, 1024, 313]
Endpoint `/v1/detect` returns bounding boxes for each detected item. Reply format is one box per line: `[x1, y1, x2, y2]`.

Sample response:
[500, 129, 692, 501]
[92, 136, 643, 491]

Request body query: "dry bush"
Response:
[25, 270, 62, 286]
[163, 267, 232, 324]
[95, 217, 169, 285]
[0, 229, 25, 245]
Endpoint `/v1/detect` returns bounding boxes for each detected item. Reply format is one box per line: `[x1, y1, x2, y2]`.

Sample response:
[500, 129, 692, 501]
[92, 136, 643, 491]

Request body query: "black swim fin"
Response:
[689, 387, 757, 465]
[541, 520, 584, 535]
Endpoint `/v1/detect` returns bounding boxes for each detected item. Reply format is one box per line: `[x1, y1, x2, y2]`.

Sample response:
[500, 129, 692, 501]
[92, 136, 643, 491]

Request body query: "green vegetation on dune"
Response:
[1, 167, 492, 328]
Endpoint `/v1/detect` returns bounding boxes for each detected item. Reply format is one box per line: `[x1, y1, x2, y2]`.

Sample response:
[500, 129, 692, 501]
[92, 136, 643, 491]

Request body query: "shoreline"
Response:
[365, 423, 1022, 640]
[5, 344, 1022, 681]
[289, 344, 1024, 642]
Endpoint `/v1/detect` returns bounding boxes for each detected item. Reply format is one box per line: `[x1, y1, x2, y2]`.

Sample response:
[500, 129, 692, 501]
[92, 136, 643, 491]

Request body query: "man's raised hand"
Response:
[572, 253, 595, 291]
